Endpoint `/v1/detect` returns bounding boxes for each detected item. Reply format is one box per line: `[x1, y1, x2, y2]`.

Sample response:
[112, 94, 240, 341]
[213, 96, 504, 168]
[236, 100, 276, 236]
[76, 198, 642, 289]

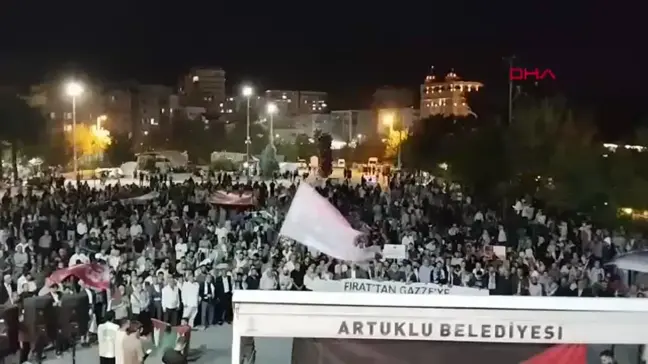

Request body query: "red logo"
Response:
[509, 68, 556, 81]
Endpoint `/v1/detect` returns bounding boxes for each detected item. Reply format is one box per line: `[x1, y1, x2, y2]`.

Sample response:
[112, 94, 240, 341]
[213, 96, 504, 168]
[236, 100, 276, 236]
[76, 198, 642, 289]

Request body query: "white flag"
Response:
[279, 183, 378, 262]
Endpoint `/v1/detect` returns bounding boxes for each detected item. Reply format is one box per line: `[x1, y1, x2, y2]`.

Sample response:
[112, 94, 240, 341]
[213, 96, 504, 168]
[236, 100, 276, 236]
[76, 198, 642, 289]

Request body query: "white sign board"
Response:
[307, 278, 487, 296]
[382, 244, 407, 259]
[237, 304, 648, 344]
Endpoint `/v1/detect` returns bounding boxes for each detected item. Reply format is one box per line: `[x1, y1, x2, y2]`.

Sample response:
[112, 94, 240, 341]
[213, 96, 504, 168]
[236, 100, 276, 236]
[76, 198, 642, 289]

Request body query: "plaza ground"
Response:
[44, 325, 292, 364]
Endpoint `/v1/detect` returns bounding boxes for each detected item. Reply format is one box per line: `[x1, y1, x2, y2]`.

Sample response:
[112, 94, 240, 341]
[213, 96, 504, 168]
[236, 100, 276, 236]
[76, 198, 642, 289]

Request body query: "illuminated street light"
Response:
[65, 82, 84, 98]
[382, 112, 395, 127]
[65, 80, 84, 177]
[266, 102, 278, 114]
[241, 85, 254, 174]
[242, 85, 253, 97]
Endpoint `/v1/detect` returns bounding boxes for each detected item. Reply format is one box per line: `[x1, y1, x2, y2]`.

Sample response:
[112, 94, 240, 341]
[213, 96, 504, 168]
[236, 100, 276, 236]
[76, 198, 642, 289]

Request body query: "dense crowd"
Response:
[0, 169, 644, 362]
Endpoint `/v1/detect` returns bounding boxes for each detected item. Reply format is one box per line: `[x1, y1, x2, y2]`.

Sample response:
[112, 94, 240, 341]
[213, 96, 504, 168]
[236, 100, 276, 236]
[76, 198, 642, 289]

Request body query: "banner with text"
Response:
[307, 278, 488, 296]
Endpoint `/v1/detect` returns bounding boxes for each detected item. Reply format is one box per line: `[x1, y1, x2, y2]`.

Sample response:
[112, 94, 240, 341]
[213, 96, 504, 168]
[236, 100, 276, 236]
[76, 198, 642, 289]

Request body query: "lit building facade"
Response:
[265, 90, 300, 115]
[179, 67, 226, 112]
[330, 109, 374, 141]
[298, 91, 328, 114]
[102, 86, 135, 135]
[420, 69, 482, 118]
[28, 80, 105, 137]
[103, 84, 174, 150]
[264, 90, 328, 116]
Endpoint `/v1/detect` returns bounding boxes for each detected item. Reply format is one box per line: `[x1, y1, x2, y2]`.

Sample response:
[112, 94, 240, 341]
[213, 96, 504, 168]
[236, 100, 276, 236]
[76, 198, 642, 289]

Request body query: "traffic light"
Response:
[318, 133, 332, 178]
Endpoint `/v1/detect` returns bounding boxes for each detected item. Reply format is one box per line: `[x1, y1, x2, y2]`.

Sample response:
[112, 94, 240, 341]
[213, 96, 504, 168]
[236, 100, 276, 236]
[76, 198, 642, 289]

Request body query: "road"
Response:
[43, 325, 292, 364]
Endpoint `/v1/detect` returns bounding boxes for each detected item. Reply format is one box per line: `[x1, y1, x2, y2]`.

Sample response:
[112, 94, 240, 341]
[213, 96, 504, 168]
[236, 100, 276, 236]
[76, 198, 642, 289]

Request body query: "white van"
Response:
[337, 159, 346, 168]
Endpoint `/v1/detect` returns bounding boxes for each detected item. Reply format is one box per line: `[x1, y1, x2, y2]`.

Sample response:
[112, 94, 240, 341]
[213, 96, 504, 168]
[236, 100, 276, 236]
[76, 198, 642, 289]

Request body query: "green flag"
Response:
[151, 319, 177, 356]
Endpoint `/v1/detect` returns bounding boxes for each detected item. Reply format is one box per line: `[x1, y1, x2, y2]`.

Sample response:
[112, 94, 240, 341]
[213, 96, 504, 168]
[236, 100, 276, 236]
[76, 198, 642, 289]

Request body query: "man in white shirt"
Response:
[114, 318, 130, 364]
[130, 222, 143, 239]
[130, 282, 150, 324]
[175, 239, 188, 261]
[108, 252, 122, 271]
[181, 273, 200, 327]
[98, 311, 120, 364]
[68, 247, 90, 267]
[16, 272, 36, 295]
[162, 277, 181, 326]
[77, 220, 88, 237]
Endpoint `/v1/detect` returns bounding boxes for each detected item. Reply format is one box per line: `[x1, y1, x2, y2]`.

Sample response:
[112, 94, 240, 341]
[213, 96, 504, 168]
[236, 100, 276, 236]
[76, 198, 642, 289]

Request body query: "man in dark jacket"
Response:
[162, 336, 187, 364]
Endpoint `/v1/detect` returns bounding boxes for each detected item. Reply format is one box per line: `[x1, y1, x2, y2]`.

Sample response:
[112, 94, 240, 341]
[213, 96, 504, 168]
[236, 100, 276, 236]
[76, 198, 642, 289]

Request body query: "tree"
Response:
[170, 114, 226, 163]
[224, 107, 267, 155]
[503, 97, 611, 212]
[403, 97, 617, 212]
[402, 115, 475, 171]
[354, 136, 386, 165]
[105, 132, 135, 165]
[0, 92, 47, 181]
[384, 128, 408, 160]
[276, 141, 298, 162]
[318, 133, 333, 178]
[65, 124, 112, 161]
[295, 133, 317, 159]
[259, 144, 279, 178]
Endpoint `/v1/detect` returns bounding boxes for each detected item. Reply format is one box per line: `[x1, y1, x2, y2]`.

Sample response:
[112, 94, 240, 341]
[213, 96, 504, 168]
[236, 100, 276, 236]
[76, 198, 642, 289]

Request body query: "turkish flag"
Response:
[45, 263, 110, 291]
[522, 344, 587, 364]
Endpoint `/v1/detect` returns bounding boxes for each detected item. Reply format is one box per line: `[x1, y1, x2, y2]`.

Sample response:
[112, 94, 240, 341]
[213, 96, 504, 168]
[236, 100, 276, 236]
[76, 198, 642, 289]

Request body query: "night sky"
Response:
[1, 1, 645, 137]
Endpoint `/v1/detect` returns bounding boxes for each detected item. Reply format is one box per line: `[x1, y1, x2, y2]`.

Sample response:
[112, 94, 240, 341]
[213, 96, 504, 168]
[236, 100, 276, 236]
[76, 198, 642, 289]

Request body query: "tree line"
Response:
[401, 95, 648, 223]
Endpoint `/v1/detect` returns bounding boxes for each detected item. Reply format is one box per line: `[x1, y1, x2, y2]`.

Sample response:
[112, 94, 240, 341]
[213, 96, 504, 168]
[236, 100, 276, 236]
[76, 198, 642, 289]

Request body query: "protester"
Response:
[0, 170, 645, 361]
[161, 336, 188, 364]
[115, 319, 129, 364]
[122, 321, 146, 364]
[97, 311, 119, 364]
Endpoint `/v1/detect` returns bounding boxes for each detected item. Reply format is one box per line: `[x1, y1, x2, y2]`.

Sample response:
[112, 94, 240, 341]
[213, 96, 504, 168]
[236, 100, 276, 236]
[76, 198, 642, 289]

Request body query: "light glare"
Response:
[65, 81, 84, 97]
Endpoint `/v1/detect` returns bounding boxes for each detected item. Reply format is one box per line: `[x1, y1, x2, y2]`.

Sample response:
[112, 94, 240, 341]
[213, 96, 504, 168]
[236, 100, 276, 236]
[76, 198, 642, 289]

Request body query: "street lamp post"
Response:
[65, 81, 84, 177]
[266, 102, 278, 147]
[242, 85, 253, 175]
[504, 55, 516, 126]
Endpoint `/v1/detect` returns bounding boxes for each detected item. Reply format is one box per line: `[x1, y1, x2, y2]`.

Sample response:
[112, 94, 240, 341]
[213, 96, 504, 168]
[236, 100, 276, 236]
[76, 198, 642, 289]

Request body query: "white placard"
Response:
[382, 244, 407, 259]
[493, 245, 507, 259]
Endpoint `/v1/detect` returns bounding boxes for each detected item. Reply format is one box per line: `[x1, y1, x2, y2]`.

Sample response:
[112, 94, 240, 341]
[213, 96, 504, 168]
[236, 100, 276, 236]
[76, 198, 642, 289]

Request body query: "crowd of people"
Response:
[0, 169, 644, 363]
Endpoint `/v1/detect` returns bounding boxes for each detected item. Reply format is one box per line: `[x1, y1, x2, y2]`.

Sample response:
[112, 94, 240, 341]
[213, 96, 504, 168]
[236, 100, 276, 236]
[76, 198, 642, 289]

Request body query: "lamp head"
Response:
[65, 82, 84, 97]
[242, 85, 253, 97]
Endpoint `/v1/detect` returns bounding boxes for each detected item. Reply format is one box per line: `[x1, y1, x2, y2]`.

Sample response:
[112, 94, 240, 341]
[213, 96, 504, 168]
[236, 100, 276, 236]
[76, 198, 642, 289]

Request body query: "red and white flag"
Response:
[279, 183, 378, 262]
[40, 263, 110, 295]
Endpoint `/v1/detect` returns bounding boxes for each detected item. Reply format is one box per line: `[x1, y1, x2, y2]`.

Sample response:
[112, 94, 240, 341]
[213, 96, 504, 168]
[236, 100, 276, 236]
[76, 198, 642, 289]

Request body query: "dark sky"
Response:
[1, 1, 645, 136]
